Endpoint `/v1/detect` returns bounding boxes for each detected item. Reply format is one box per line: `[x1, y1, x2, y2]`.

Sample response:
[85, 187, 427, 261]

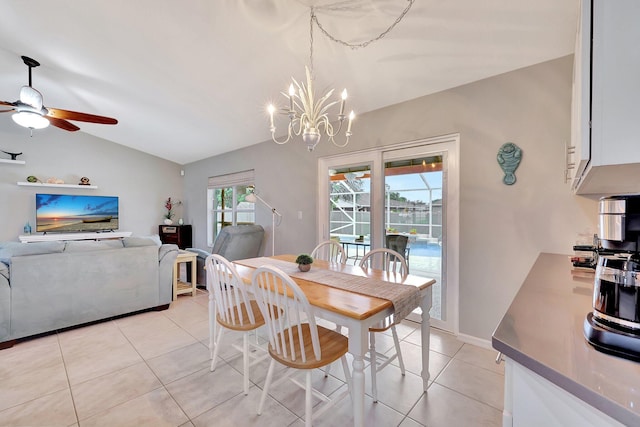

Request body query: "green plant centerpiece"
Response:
[295, 253, 313, 272]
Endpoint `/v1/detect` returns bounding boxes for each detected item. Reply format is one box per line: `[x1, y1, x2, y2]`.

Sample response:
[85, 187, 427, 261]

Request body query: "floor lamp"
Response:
[246, 190, 282, 256]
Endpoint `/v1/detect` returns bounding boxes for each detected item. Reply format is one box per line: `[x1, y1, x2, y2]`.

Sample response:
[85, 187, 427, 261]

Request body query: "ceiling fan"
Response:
[0, 55, 118, 132]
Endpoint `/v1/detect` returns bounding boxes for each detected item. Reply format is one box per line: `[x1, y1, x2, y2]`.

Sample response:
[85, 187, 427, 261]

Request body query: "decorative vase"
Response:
[298, 264, 311, 272]
[164, 218, 173, 225]
[178, 218, 184, 225]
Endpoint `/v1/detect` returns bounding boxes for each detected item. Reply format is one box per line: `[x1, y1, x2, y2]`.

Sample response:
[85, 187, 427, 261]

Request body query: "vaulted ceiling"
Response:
[0, 0, 579, 164]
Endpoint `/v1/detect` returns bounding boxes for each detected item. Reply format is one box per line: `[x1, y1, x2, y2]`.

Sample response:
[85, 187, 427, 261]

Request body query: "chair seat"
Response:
[217, 300, 265, 331]
[269, 324, 348, 370]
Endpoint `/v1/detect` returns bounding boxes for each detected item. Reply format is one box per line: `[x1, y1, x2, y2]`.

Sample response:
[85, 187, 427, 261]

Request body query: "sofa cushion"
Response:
[0, 241, 65, 265]
[122, 235, 162, 248]
[64, 240, 124, 252]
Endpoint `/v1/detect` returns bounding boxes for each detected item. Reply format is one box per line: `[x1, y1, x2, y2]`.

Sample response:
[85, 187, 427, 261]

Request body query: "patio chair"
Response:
[359, 248, 408, 403]
[385, 234, 410, 271]
[311, 240, 347, 264]
[205, 254, 269, 395]
[251, 265, 351, 427]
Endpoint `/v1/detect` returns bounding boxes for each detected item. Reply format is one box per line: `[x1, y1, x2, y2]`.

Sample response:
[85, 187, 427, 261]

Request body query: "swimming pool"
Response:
[409, 241, 442, 257]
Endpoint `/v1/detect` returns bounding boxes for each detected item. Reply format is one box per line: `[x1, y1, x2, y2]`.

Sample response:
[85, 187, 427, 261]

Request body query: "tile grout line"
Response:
[433, 381, 504, 413]
[67, 319, 173, 424]
[56, 331, 81, 426]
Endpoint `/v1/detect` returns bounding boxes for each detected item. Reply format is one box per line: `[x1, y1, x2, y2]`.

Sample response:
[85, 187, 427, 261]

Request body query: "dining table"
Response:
[233, 254, 435, 427]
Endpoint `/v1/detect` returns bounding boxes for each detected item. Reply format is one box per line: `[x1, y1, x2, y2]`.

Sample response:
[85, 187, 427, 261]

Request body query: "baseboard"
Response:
[153, 303, 170, 311]
[0, 339, 16, 350]
[457, 333, 493, 350]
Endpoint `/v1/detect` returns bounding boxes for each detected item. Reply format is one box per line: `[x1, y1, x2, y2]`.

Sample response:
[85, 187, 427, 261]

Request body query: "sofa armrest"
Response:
[0, 271, 9, 342]
[158, 244, 179, 303]
[185, 248, 209, 259]
[0, 262, 8, 282]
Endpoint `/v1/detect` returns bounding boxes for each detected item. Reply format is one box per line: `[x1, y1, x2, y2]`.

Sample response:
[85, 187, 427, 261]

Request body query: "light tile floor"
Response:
[0, 290, 504, 426]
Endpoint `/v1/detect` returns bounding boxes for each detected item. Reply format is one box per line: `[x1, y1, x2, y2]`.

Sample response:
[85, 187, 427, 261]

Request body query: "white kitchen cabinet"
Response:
[502, 358, 624, 427]
[568, 0, 591, 187]
[572, 0, 640, 194]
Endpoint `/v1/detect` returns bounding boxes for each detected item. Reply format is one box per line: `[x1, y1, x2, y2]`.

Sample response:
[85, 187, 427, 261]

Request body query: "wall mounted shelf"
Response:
[17, 182, 98, 189]
[0, 159, 26, 165]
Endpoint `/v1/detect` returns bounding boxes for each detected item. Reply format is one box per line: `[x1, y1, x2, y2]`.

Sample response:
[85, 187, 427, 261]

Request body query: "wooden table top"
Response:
[233, 254, 435, 321]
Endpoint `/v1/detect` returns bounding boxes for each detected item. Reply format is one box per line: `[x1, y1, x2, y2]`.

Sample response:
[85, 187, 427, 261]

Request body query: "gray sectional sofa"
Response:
[0, 237, 179, 348]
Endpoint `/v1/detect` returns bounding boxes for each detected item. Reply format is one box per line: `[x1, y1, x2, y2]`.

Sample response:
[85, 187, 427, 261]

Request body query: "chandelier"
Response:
[267, 2, 415, 152]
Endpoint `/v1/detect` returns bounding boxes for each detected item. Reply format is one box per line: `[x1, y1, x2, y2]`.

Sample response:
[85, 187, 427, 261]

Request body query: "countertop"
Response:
[492, 253, 640, 426]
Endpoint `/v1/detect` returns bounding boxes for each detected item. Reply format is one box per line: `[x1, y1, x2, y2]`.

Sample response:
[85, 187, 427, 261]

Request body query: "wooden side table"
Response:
[173, 250, 197, 299]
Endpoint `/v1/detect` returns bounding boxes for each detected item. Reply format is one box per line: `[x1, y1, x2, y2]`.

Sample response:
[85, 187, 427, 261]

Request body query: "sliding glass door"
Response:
[318, 135, 459, 333]
[318, 152, 377, 263]
[384, 152, 443, 320]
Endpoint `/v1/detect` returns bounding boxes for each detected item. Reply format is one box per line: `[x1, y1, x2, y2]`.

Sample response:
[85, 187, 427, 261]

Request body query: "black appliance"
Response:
[584, 195, 640, 361]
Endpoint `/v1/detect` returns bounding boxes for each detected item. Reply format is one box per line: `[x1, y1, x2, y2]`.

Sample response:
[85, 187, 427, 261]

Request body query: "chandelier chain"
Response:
[310, 7, 315, 74]
[311, 0, 415, 50]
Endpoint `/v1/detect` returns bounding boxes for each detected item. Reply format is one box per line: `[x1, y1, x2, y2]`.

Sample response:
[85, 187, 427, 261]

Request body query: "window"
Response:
[206, 170, 255, 247]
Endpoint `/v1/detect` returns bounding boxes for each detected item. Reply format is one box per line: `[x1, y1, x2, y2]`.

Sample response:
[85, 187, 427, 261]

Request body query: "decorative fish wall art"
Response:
[497, 142, 522, 185]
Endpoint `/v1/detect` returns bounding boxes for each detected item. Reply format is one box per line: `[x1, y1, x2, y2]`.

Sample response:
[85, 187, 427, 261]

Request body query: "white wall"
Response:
[183, 55, 599, 340]
[0, 128, 183, 241]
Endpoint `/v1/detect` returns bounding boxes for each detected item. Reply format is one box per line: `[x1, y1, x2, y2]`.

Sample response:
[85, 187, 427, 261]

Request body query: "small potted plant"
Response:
[164, 197, 182, 225]
[295, 253, 313, 272]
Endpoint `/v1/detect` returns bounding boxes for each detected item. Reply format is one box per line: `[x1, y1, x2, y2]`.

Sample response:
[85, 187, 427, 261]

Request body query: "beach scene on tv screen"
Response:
[36, 194, 119, 232]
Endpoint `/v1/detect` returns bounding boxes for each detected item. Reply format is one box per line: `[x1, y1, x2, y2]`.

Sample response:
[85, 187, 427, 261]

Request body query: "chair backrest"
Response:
[206, 254, 257, 327]
[359, 248, 408, 279]
[212, 224, 265, 261]
[385, 234, 408, 257]
[310, 240, 346, 264]
[250, 265, 321, 363]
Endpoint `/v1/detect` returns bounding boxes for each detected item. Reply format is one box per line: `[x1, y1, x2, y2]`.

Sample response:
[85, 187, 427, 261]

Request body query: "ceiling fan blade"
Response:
[0, 101, 16, 113]
[47, 116, 80, 132]
[46, 107, 117, 125]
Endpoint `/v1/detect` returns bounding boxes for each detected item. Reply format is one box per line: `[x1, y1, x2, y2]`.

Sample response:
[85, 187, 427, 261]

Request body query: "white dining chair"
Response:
[205, 254, 268, 395]
[311, 240, 347, 264]
[251, 265, 351, 427]
[359, 248, 408, 403]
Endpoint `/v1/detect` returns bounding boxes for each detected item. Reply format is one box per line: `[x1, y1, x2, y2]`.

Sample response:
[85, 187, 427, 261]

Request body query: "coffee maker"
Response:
[584, 195, 640, 360]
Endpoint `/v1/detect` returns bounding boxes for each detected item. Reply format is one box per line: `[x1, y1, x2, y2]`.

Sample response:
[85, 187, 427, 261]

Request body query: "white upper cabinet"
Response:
[568, 0, 591, 188]
[573, 0, 640, 195]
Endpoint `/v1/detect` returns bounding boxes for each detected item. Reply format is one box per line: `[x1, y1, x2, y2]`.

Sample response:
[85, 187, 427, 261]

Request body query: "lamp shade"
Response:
[12, 111, 49, 129]
[245, 193, 257, 203]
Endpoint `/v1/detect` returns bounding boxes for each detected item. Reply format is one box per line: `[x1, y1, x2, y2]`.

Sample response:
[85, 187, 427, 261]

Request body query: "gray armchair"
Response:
[186, 224, 265, 286]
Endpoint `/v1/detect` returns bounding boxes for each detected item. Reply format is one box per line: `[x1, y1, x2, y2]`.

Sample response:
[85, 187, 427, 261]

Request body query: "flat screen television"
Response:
[36, 193, 119, 233]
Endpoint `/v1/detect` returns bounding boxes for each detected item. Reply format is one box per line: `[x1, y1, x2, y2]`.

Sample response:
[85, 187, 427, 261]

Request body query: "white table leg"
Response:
[348, 322, 368, 427]
[420, 287, 433, 391]
[352, 355, 365, 427]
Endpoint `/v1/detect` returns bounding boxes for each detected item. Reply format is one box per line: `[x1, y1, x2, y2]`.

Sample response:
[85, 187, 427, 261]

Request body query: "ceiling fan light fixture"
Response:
[12, 111, 49, 129]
